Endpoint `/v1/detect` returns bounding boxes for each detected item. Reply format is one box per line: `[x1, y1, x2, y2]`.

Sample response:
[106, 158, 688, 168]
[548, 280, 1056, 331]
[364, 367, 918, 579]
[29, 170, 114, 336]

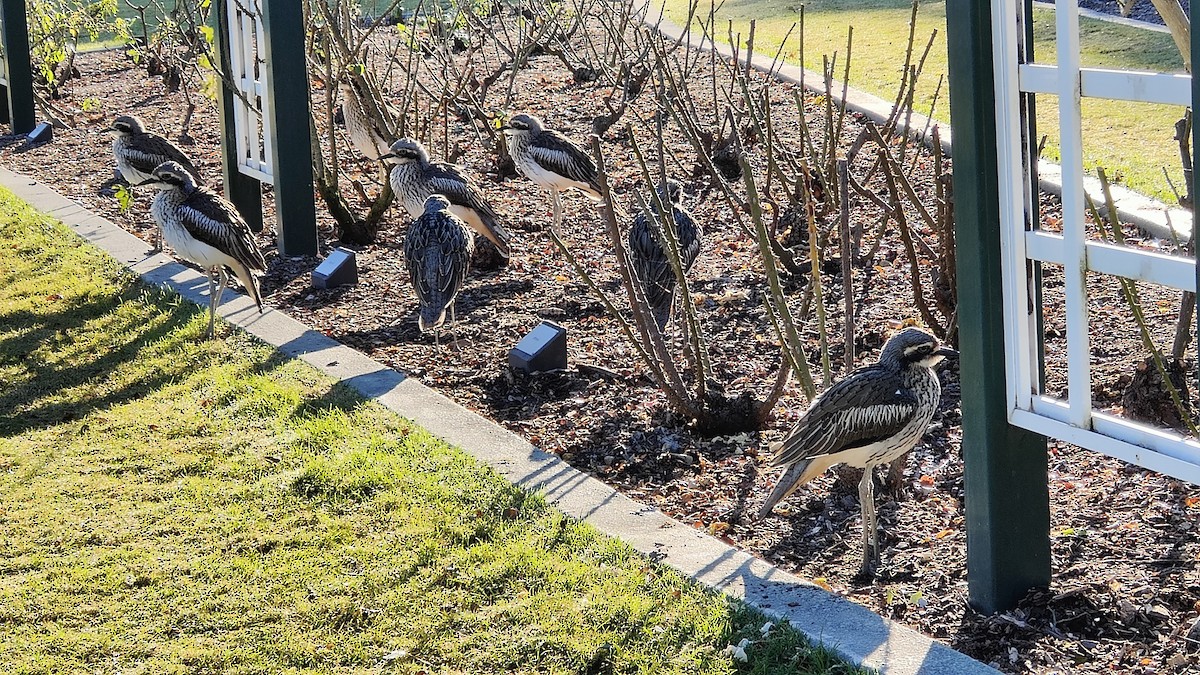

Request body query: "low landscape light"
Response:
[26, 121, 52, 145]
[509, 320, 567, 373]
[312, 247, 358, 289]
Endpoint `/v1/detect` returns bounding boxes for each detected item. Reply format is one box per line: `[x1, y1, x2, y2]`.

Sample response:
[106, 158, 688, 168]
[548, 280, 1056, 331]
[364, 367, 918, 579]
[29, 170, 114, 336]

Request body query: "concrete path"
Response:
[0, 168, 1000, 675]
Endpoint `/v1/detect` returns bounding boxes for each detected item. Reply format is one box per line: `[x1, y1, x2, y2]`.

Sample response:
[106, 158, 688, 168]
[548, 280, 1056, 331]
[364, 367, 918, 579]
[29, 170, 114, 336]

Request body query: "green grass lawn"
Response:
[658, 0, 1188, 203]
[0, 189, 869, 674]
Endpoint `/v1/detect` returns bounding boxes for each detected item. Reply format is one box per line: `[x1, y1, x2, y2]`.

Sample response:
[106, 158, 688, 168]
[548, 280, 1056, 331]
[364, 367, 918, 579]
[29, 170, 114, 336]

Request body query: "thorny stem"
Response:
[807, 176, 832, 386]
[879, 148, 944, 339]
[1090, 169, 1199, 436]
[742, 155, 817, 400]
[838, 158, 855, 373]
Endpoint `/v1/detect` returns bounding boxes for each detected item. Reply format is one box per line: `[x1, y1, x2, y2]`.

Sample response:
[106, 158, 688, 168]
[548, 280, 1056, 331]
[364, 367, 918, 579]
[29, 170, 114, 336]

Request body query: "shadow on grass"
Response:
[0, 280, 305, 437]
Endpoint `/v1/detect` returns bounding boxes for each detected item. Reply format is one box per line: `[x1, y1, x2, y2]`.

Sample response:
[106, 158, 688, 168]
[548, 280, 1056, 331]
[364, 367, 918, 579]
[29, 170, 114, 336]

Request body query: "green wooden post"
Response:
[0, 0, 36, 134]
[214, 0, 264, 233]
[945, 0, 1051, 613]
[261, 0, 318, 257]
[1192, 0, 1198, 394]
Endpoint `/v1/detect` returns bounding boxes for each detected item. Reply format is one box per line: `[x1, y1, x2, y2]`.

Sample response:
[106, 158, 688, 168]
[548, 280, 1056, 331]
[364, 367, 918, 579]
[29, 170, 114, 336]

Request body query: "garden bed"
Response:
[2, 27, 1198, 674]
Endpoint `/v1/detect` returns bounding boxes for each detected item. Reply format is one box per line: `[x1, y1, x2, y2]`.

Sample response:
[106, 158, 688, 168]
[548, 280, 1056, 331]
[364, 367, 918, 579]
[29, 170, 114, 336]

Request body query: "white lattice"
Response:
[991, 0, 1200, 481]
[227, 0, 272, 183]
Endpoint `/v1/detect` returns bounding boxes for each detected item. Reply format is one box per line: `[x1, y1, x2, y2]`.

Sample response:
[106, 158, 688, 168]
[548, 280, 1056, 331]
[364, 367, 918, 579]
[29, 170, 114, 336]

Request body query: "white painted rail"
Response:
[226, 0, 272, 183]
[992, 0, 1200, 483]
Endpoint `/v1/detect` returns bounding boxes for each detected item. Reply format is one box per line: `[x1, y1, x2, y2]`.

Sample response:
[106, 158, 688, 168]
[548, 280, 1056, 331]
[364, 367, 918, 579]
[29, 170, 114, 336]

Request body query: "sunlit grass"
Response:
[0, 188, 870, 674]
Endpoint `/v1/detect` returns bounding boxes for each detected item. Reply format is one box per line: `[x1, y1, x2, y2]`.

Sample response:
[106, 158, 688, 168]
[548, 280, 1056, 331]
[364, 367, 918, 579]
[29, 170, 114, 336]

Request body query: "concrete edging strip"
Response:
[0, 167, 999, 674]
[647, 9, 1192, 241]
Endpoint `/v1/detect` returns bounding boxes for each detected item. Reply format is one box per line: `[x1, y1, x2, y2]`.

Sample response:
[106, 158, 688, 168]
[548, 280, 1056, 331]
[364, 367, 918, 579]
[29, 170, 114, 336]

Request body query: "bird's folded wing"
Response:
[129, 136, 201, 182]
[675, 209, 702, 269]
[771, 367, 916, 467]
[427, 165, 511, 245]
[179, 192, 266, 271]
[528, 135, 598, 185]
[628, 212, 675, 310]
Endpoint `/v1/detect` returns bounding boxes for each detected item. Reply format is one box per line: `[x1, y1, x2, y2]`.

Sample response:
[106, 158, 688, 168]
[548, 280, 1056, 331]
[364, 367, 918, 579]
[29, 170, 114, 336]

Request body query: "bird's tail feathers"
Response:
[227, 260, 263, 313]
[480, 212, 513, 258]
[756, 459, 814, 519]
[651, 304, 670, 332]
[456, 206, 511, 259]
[418, 304, 448, 332]
[582, 181, 604, 202]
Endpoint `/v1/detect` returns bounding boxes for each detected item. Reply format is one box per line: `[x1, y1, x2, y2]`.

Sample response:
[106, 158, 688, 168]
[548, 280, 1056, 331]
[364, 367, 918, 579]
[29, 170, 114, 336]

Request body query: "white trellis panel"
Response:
[226, 0, 273, 183]
[991, 0, 1200, 483]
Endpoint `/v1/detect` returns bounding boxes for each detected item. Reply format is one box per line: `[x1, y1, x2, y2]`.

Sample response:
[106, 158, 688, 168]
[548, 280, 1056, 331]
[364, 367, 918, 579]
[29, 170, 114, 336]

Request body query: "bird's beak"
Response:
[935, 346, 959, 359]
[376, 153, 395, 161]
[133, 178, 157, 187]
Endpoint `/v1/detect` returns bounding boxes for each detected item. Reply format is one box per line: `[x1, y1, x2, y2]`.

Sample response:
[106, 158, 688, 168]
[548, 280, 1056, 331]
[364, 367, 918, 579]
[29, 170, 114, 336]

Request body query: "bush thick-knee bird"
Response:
[404, 194, 475, 335]
[628, 178, 701, 330]
[107, 114, 203, 252]
[501, 113, 602, 229]
[381, 138, 511, 260]
[142, 161, 266, 339]
[758, 326, 957, 575]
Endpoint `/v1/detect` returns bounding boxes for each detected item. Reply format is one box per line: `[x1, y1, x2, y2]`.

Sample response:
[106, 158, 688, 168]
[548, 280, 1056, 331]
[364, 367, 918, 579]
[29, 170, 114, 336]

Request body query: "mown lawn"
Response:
[0, 189, 870, 674]
[657, 0, 1188, 203]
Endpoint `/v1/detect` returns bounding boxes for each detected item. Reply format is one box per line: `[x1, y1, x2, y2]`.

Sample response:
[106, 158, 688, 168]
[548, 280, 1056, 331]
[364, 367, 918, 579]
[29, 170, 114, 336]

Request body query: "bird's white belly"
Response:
[836, 419, 930, 469]
[163, 223, 234, 271]
[514, 154, 561, 189]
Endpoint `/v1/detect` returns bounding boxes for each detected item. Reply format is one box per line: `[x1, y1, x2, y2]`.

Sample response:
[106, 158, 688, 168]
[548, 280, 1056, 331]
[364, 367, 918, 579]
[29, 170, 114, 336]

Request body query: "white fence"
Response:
[226, 0, 273, 183]
[990, 0, 1200, 481]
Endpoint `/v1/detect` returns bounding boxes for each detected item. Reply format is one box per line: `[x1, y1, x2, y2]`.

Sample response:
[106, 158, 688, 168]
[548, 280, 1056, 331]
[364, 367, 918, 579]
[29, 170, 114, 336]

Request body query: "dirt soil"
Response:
[3, 37, 1199, 675]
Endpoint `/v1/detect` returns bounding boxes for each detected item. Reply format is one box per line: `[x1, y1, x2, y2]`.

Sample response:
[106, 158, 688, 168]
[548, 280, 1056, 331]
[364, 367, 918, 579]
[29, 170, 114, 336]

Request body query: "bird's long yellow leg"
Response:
[858, 468, 878, 577]
[551, 189, 562, 230]
[205, 269, 219, 339]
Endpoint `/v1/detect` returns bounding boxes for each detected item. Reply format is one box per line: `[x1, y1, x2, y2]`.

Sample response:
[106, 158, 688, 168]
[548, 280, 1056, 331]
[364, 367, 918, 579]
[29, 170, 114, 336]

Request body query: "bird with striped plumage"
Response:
[500, 113, 602, 229]
[758, 326, 957, 575]
[141, 161, 266, 339]
[340, 75, 400, 162]
[106, 114, 204, 252]
[628, 178, 702, 330]
[404, 194, 475, 341]
[380, 138, 511, 261]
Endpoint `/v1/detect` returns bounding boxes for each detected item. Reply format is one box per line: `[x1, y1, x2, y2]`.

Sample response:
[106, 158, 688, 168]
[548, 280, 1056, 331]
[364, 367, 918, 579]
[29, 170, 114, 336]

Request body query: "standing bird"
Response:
[340, 75, 400, 162]
[142, 161, 266, 339]
[106, 114, 204, 252]
[404, 194, 475, 339]
[500, 113, 602, 229]
[757, 326, 957, 575]
[628, 179, 702, 330]
[380, 138, 511, 260]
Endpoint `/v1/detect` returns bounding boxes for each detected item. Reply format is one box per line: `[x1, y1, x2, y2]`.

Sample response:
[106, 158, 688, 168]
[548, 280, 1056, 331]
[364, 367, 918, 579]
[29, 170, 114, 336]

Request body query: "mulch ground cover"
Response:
[3, 21, 1198, 672]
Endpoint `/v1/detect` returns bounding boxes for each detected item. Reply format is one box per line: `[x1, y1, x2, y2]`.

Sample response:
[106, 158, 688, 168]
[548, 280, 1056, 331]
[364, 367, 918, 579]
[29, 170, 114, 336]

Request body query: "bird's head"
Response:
[141, 161, 196, 192]
[423, 193, 452, 214]
[106, 114, 145, 136]
[881, 326, 958, 368]
[500, 113, 542, 136]
[657, 178, 685, 205]
[378, 138, 427, 165]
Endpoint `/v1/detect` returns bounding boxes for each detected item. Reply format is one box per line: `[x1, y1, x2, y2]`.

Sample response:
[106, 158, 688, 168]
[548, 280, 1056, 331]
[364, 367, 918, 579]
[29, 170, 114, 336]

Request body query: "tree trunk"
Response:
[1148, 0, 1191, 72]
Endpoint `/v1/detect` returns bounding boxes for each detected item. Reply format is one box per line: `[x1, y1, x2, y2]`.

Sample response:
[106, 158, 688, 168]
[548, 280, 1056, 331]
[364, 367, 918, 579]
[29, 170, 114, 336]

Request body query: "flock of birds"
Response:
[103, 102, 956, 575]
